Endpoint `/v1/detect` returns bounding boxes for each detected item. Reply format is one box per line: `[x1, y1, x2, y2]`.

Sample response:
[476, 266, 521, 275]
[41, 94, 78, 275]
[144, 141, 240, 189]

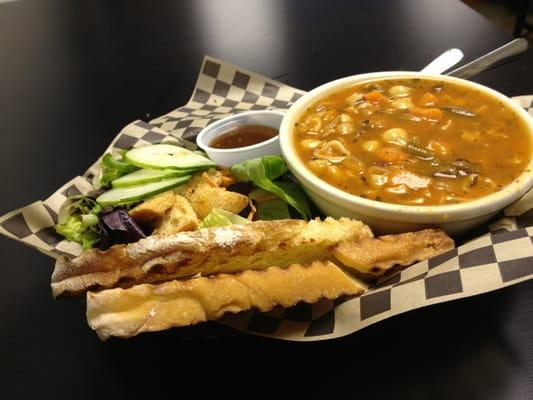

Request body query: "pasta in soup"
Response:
[293, 78, 532, 206]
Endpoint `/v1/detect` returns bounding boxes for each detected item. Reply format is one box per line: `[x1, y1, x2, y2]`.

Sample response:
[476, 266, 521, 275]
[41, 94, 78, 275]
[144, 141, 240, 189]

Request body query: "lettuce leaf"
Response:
[55, 216, 100, 249]
[200, 208, 250, 228]
[230, 156, 311, 220]
[55, 196, 102, 249]
[99, 151, 139, 188]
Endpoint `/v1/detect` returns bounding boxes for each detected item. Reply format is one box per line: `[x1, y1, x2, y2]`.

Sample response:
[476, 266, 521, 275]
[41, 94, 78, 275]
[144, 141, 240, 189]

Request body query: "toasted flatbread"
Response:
[86, 261, 367, 340]
[52, 217, 373, 297]
[332, 229, 454, 277]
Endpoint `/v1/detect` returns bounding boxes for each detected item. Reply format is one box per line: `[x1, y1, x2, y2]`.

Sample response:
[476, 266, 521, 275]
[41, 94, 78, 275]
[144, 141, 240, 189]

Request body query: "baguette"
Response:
[52, 217, 373, 297]
[86, 261, 367, 340]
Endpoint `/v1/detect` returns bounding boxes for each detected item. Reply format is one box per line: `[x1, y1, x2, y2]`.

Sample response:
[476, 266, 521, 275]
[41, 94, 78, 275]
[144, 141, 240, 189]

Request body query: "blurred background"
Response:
[462, 0, 533, 41]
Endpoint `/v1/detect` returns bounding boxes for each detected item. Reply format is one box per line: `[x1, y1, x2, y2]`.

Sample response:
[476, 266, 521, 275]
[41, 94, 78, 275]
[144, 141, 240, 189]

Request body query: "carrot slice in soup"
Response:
[364, 91, 388, 103]
[419, 93, 437, 107]
[376, 147, 408, 163]
[411, 107, 443, 121]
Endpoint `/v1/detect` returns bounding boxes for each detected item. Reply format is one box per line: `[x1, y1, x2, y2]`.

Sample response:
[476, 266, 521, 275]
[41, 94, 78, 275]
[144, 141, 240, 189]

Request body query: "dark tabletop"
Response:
[1, 0, 532, 398]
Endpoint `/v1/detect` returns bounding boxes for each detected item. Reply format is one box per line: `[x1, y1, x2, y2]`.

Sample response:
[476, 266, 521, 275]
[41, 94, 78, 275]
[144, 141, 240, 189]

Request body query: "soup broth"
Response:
[293, 78, 532, 206]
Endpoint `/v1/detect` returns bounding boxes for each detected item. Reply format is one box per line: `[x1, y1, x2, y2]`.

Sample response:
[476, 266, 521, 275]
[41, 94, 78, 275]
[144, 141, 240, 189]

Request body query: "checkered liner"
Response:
[0, 56, 532, 341]
[149, 57, 304, 140]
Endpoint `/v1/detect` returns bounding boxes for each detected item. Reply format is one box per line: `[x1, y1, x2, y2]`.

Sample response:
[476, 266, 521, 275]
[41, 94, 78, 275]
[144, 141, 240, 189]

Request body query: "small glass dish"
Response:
[196, 110, 284, 167]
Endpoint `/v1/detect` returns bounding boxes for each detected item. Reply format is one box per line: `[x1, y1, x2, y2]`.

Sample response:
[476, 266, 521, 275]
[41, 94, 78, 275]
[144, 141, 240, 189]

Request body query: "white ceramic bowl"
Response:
[196, 110, 284, 167]
[280, 71, 533, 236]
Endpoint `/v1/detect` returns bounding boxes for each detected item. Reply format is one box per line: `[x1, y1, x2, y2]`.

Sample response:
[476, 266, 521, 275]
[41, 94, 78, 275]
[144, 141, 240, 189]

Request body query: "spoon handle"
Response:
[446, 38, 528, 79]
[420, 48, 464, 75]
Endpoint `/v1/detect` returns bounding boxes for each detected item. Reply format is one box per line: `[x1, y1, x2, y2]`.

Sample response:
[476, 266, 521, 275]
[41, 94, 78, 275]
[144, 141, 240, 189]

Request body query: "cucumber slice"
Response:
[125, 144, 216, 170]
[97, 175, 191, 206]
[111, 168, 193, 188]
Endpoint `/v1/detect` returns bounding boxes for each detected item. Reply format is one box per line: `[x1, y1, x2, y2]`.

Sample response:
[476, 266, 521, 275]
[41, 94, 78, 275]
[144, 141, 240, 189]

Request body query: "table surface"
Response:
[1, 0, 532, 398]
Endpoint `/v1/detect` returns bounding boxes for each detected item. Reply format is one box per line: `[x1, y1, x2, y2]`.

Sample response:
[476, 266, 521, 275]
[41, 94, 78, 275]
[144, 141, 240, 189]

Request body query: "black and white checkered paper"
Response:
[0, 56, 532, 341]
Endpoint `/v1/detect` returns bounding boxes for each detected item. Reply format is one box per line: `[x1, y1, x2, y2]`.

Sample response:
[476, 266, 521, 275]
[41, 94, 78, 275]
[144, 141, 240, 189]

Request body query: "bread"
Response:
[175, 170, 248, 219]
[181, 184, 249, 220]
[128, 190, 177, 225]
[52, 217, 373, 297]
[86, 261, 367, 340]
[129, 168, 247, 234]
[332, 229, 454, 277]
[154, 194, 199, 235]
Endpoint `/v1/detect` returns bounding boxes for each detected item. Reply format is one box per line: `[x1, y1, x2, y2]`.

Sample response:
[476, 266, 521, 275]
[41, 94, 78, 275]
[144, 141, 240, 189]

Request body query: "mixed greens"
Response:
[56, 144, 214, 249]
[230, 156, 311, 220]
[55, 143, 312, 250]
[55, 196, 102, 250]
[98, 209, 146, 249]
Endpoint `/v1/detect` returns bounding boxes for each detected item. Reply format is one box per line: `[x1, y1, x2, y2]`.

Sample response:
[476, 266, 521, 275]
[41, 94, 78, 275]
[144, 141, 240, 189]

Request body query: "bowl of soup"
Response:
[279, 72, 533, 235]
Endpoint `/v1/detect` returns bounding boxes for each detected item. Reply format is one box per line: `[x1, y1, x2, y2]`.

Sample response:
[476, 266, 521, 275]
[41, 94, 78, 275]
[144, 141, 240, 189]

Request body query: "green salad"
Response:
[55, 143, 312, 250]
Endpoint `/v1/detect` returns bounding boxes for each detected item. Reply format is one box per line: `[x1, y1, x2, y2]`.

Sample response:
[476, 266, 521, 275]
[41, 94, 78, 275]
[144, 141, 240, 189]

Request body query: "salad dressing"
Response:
[210, 125, 278, 149]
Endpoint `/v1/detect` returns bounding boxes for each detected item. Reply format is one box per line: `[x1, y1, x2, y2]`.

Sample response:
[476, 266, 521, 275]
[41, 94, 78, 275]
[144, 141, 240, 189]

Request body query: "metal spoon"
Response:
[446, 38, 528, 79]
[420, 48, 464, 75]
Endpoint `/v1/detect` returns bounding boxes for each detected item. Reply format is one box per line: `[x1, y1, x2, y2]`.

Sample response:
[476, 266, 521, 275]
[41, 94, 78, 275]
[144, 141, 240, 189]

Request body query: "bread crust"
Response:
[332, 229, 454, 277]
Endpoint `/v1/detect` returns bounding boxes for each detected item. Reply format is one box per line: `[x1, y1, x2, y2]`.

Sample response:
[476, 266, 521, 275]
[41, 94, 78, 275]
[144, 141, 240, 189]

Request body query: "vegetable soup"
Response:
[293, 78, 532, 205]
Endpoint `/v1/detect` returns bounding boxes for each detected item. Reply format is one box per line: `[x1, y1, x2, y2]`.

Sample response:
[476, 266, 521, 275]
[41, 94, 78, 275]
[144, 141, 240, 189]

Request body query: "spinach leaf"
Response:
[231, 156, 311, 220]
[250, 189, 291, 220]
[230, 155, 288, 182]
